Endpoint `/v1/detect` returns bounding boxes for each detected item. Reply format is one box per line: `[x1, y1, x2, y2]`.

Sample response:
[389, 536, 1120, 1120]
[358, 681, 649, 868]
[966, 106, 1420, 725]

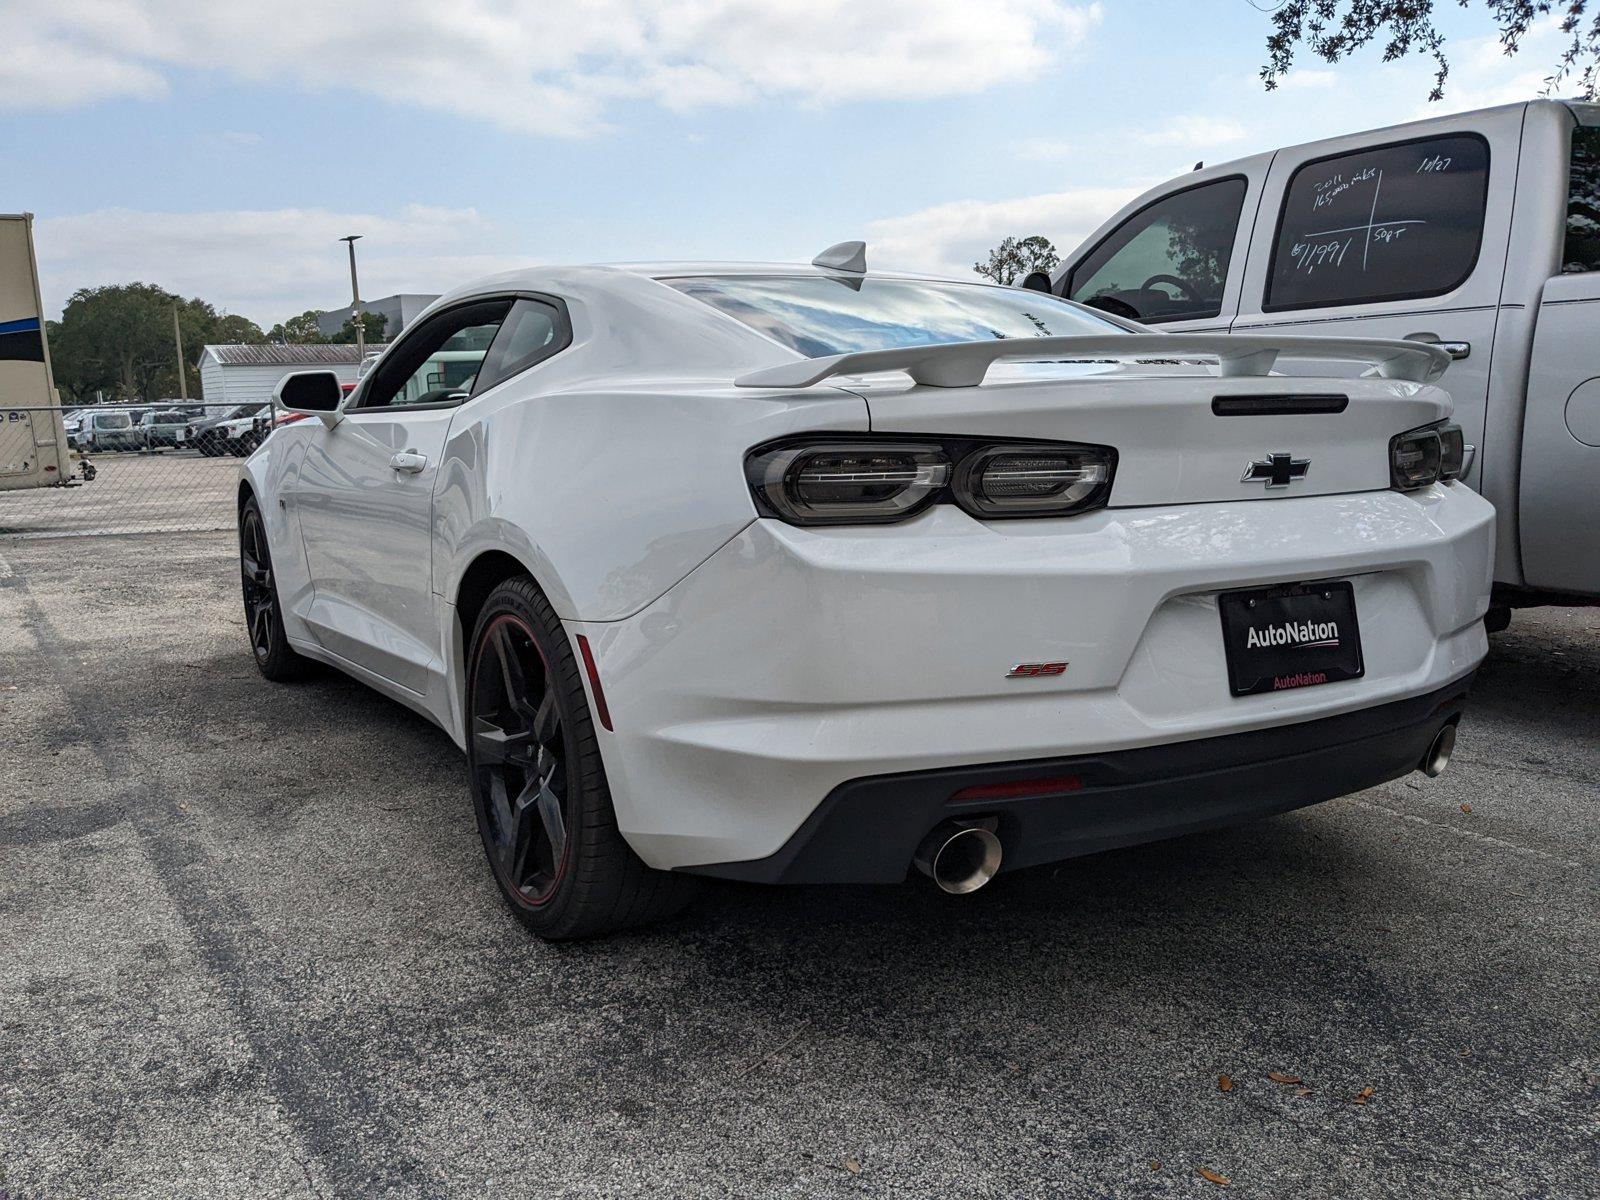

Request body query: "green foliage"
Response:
[1262, 1, 1600, 101]
[266, 310, 326, 343]
[265, 308, 387, 345]
[334, 311, 388, 344]
[973, 236, 1061, 286]
[48, 283, 265, 404]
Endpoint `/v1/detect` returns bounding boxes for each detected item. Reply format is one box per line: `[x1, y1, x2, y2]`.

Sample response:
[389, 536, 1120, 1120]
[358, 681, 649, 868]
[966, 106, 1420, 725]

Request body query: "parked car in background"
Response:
[190, 403, 266, 456]
[138, 409, 189, 449]
[73, 409, 142, 452]
[1053, 98, 1600, 623]
[212, 410, 268, 456]
[239, 252, 1492, 940]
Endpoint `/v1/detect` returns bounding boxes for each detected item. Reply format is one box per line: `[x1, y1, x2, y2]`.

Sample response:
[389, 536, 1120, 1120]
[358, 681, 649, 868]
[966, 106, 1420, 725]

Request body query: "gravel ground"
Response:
[0, 531, 1594, 1199]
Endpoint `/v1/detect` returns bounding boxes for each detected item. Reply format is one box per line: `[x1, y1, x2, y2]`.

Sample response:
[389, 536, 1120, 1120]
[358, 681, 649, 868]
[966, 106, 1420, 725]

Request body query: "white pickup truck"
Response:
[1052, 99, 1600, 622]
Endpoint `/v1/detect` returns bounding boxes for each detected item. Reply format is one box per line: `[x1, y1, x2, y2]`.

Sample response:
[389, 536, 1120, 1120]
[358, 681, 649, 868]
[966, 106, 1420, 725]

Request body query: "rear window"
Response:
[665, 275, 1124, 358]
[95, 413, 131, 429]
[1563, 126, 1600, 273]
[1266, 133, 1489, 311]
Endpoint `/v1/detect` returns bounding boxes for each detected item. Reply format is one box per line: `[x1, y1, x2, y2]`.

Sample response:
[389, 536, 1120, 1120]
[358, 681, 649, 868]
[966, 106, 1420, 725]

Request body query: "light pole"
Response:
[171, 300, 188, 401]
[340, 234, 365, 362]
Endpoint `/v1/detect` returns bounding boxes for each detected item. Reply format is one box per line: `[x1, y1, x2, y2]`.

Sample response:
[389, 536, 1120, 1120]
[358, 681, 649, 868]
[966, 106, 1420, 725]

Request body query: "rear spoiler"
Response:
[732, 333, 1451, 390]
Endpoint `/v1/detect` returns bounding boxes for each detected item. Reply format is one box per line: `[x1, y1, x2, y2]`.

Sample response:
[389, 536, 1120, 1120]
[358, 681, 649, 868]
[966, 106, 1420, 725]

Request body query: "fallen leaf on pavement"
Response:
[844, 1159, 860, 1175]
[1149, 1161, 1161, 1171]
[1296, 1087, 1313, 1097]
[1460, 803, 1473, 814]
[1267, 1072, 1302, 1084]
[1351, 1086, 1375, 1106]
[1218, 1075, 1233, 1092]
[1197, 1167, 1230, 1187]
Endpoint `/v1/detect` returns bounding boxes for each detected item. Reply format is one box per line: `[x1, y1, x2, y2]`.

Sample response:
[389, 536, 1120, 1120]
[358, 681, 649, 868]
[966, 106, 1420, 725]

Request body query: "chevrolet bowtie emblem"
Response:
[1241, 452, 1310, 488]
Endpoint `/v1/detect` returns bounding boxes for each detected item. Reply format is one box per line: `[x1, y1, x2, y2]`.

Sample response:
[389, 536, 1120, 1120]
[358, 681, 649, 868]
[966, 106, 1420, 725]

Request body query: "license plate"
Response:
[1218, 580, 1364, 697]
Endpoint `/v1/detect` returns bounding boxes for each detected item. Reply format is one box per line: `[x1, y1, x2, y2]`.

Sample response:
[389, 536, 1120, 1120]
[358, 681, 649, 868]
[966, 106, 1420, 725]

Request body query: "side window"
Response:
[355, 298, 512, 410]
[1562, 126, 1600, 274]
[1066, 178, 1247, 323]
[1266, 134, 1489, 311]
[472, 298, 569, 395]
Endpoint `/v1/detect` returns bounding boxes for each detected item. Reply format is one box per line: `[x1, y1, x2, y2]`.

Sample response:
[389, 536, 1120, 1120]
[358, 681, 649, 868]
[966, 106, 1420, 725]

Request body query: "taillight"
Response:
[1390, 421, 1464, 490]
[953, 443, 1113, 518]
[747, 442, 950, 525]
[745, 435, 1116, 526]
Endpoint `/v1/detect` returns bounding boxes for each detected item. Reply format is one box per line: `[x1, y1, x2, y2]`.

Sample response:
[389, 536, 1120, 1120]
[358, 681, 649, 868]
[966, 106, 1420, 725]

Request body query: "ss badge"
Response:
[1006, 661, 1068, 679]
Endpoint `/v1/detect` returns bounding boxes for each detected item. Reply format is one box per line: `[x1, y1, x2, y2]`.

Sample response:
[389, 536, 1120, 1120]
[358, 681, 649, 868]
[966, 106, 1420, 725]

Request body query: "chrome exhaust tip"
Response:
[914, 822, 1003, 895]
[1420, 722, 1457, 778]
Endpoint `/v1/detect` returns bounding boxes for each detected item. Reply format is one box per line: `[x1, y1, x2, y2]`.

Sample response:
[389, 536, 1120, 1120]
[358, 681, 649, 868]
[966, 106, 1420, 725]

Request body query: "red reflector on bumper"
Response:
[951, 776, 1083, 802]
[575, 634, 613, 732]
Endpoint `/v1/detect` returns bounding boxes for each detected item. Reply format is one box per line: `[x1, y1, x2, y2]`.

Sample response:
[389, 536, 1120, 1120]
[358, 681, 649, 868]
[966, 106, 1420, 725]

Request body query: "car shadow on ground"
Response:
[284, 610, 1595, 968]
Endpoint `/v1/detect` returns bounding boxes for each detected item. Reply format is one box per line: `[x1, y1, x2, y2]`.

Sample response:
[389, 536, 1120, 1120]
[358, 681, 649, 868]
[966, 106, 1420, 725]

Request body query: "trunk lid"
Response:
[852, 362, 1449, 506]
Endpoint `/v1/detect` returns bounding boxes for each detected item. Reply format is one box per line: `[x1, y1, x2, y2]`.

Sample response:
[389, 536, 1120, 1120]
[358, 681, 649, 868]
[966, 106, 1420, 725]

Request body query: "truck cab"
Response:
[1054, 99, 1600, 612]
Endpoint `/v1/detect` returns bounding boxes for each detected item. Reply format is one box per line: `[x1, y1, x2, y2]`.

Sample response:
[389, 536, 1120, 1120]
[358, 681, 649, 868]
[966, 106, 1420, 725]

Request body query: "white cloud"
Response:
[0, 0, 1102, 134]
[867, 184, 1144, 279]
[0, 35, 166, 108]
[1015, 137, 1077, 162]
[33, 206, 531, 326]
[1276, 68, 1340, 90]
[1421, 14, 1569, 117]
[1137, 116, 1247, 148]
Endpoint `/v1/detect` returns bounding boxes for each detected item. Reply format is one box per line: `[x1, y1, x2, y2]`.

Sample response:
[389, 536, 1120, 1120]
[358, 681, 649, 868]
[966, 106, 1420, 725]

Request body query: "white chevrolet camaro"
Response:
[240, 247, 1494, 939]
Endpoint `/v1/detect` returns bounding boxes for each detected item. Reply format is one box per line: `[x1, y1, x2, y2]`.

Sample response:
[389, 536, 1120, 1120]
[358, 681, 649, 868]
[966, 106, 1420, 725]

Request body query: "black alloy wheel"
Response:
[239, 496, 308, 680]
[469, 614, 571, 907]
[465, 576, 697, 939]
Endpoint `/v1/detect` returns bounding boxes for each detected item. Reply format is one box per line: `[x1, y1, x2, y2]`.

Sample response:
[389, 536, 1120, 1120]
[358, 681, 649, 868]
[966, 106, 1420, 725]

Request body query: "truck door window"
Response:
[1562, 127, 1600, 273]
[1064, 177, 1247, 324]
[1266, 133, 1489, 311]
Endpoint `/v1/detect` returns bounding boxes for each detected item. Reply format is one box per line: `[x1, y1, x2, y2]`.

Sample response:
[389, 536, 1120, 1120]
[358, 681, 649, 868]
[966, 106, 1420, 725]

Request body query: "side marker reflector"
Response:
[951, 776, 1083, 803]
[575, 634, 613, 732]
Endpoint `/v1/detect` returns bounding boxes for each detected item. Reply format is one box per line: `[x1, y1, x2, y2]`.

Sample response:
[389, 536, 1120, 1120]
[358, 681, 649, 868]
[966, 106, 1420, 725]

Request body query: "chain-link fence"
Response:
[0, 401, 278, 539]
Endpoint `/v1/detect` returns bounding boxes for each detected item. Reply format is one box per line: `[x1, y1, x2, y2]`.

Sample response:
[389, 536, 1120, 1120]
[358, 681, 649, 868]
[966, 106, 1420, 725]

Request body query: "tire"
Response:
[465, 576, 697, 939]
[239, 496, 311, 681]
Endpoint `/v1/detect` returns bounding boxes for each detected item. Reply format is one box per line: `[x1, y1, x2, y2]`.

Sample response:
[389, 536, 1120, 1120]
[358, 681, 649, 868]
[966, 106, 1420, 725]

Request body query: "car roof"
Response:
[436, 260, 1012, 306]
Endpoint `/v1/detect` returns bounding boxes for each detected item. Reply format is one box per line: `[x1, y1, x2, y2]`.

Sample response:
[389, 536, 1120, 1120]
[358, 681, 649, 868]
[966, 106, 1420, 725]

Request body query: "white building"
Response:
[198, 343, 388, 415]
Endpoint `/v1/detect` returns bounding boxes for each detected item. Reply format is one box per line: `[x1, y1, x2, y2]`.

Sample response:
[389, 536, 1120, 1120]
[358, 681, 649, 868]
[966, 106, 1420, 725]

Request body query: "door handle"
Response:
[390, 450, 427, 474]
[1405, 332, 1471, 360]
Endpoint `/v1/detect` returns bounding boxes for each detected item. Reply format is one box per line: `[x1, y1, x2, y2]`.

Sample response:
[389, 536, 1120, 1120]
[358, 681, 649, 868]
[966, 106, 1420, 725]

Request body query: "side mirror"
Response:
[1018, 270, 1053, 293]
[274, 370, 344, 427]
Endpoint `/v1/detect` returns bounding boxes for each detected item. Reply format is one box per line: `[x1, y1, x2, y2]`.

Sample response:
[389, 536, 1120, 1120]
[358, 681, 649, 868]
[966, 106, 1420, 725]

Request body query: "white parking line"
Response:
[1346, 796, 1585, 870]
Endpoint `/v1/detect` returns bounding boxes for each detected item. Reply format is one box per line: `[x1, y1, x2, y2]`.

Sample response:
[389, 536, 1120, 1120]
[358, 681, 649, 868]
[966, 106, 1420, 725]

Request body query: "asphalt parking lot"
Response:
[0, 450, 238, 539]
[1, 530, 1595, 1199]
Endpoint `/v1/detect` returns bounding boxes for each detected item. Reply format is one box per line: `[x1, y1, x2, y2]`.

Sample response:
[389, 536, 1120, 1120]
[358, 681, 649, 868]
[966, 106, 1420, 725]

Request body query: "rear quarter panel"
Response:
[434, 381, 867, 622]
[430, 282, 868, 622]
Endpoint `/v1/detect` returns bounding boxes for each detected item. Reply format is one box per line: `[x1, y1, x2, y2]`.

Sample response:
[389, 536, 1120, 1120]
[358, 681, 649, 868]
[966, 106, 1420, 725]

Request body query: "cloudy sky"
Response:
[0, 0, 1568, 326]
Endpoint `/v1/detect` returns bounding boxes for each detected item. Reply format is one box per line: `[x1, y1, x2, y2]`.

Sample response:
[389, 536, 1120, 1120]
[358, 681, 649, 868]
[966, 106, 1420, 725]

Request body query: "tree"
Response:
[266, 310, 326, 343]
[1262, 1, 1600, 101]
[973, 236, 1061, 286]
[331, 311, 388, 344]
[48, 283, 264, 404]
[265, 309, 387, 344]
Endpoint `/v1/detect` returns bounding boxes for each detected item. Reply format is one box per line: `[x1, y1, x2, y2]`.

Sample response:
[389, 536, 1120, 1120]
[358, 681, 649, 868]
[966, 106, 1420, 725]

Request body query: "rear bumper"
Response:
[690, 675, 1473, 884]
[576, 484, 1494, 872]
